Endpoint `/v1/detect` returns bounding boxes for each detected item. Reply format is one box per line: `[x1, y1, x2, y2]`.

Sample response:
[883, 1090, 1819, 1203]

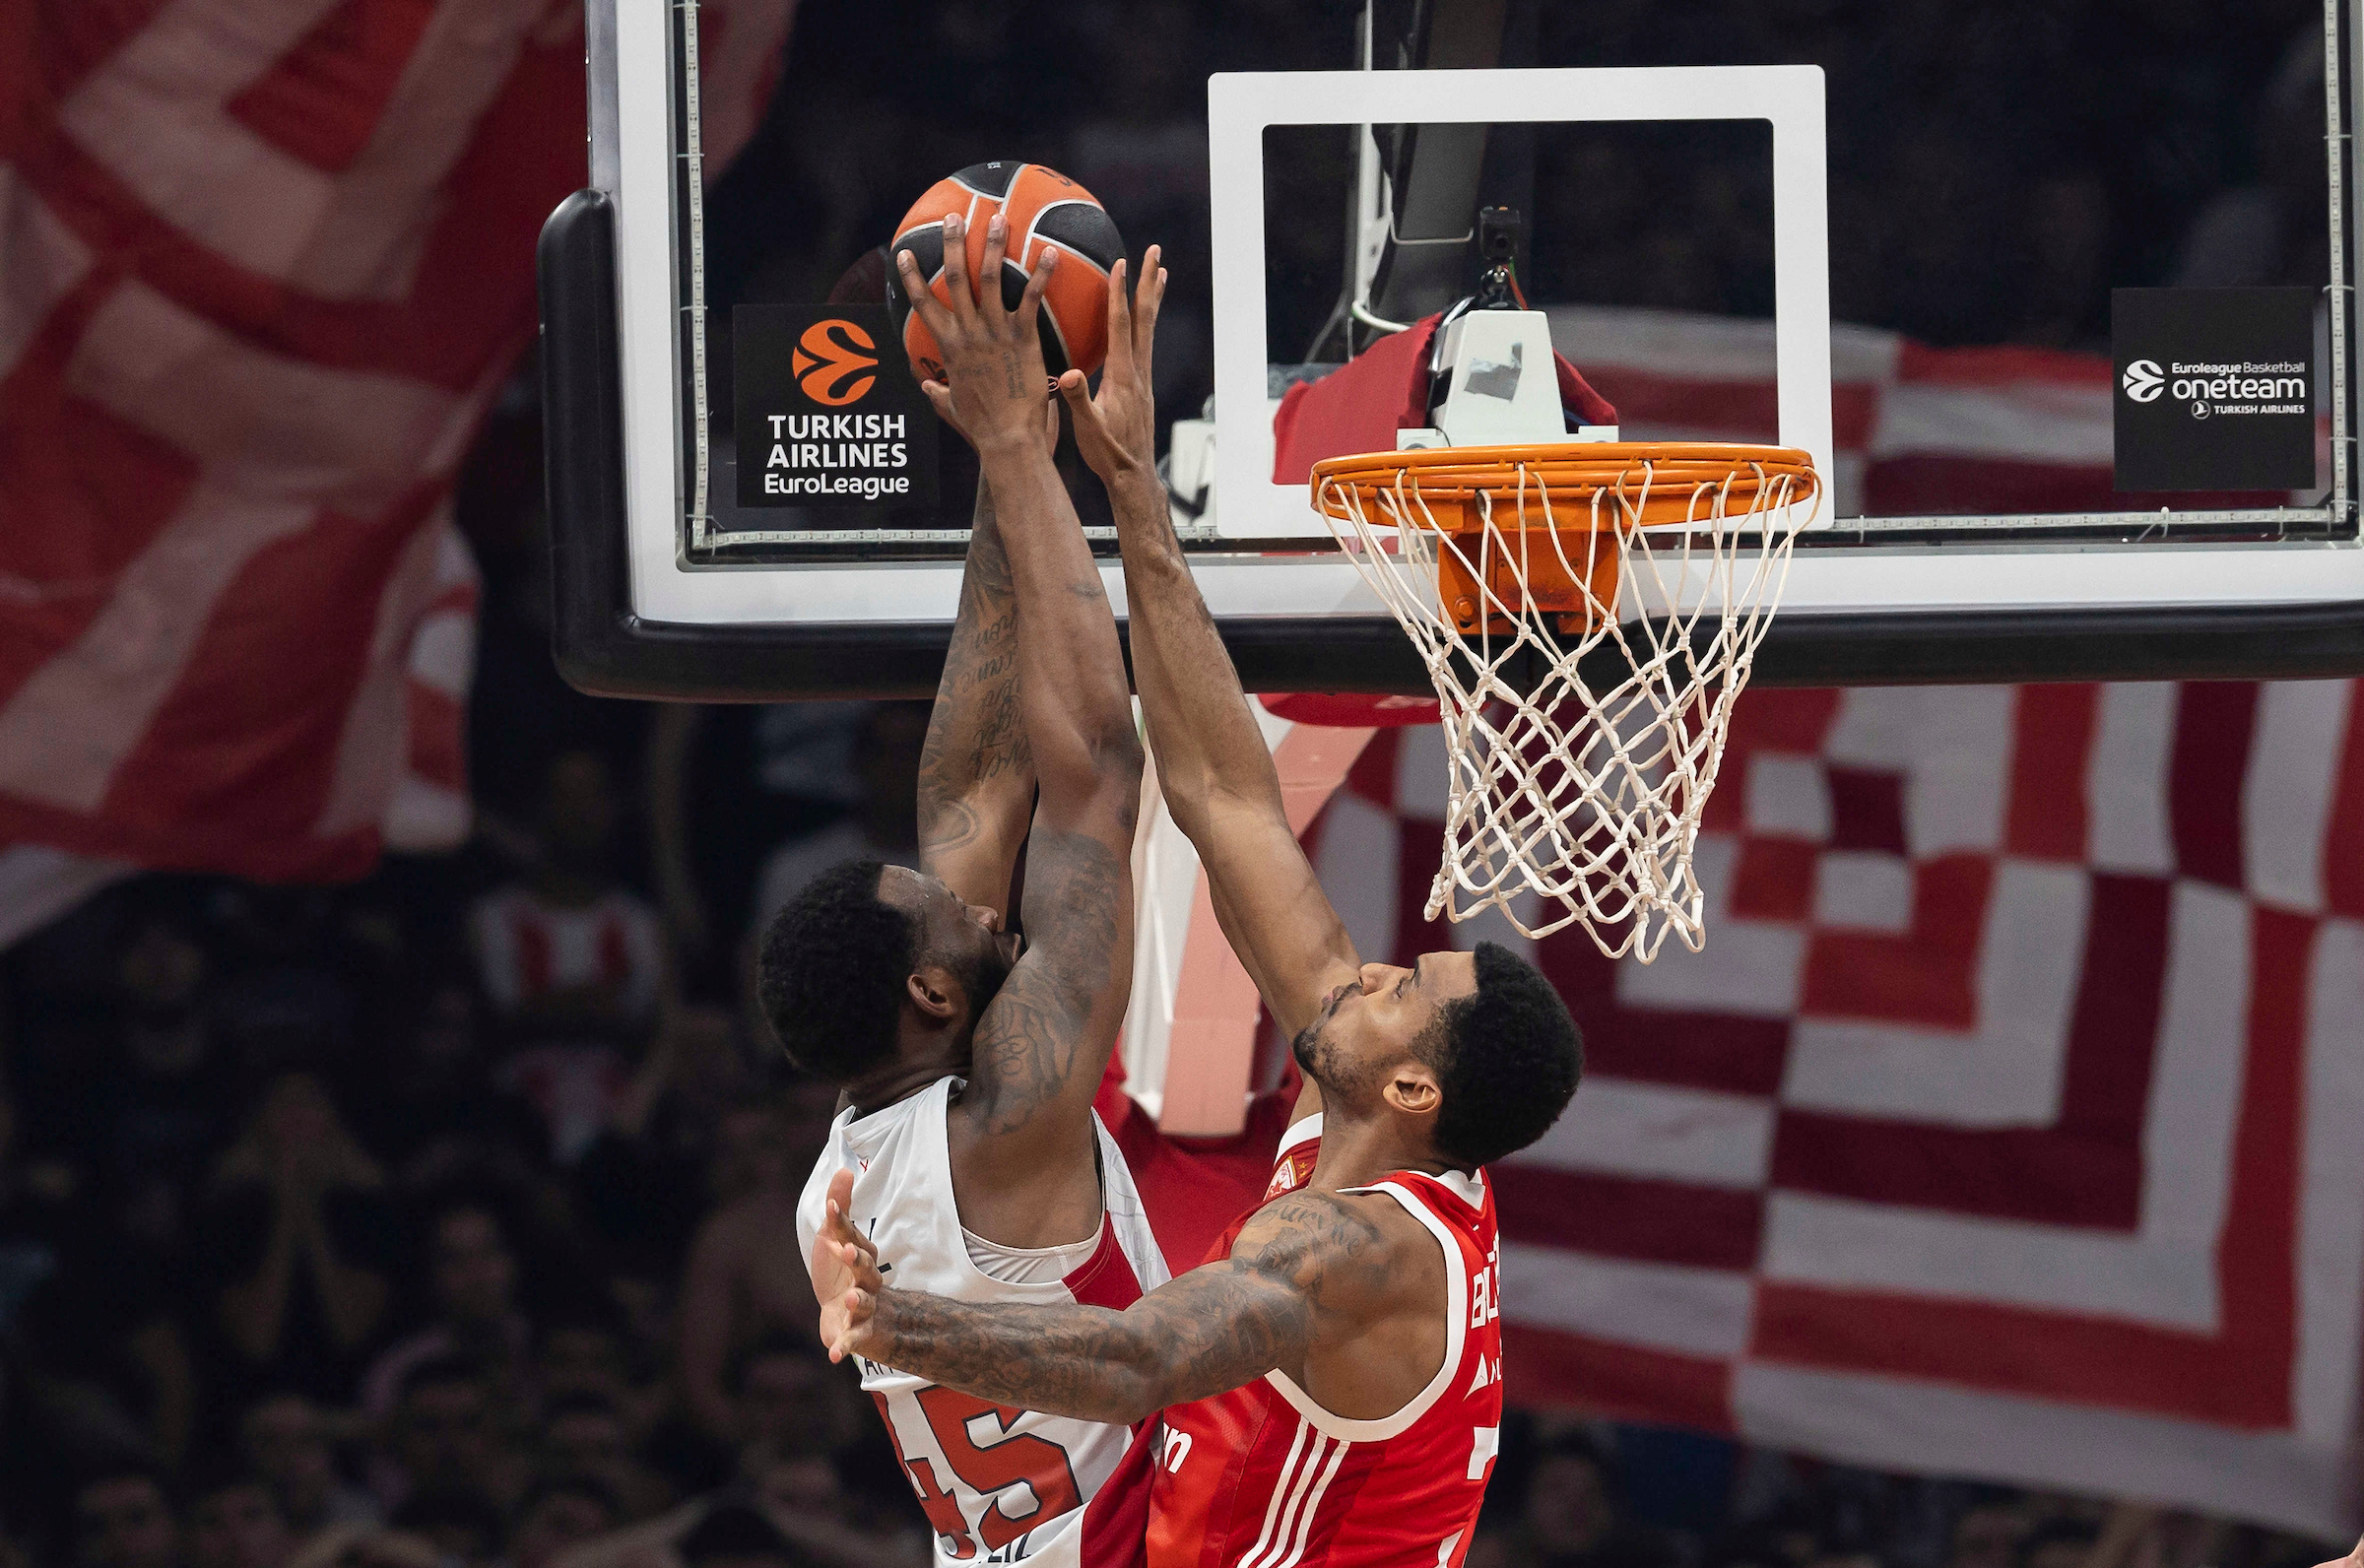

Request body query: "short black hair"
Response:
[1419, 942, 1582, 1168]
[757, 858, 916, 1082]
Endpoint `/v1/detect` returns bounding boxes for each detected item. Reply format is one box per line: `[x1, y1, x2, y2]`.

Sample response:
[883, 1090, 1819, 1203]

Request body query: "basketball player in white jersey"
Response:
[809, 251, 1585, 1568]
[762, 213, 1163, 1566]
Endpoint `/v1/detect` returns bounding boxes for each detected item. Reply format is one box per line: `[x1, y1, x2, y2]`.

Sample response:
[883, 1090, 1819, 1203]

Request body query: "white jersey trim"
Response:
[1261, 1177, 1468, 1443]
[1275, 1113, 1324, 1162]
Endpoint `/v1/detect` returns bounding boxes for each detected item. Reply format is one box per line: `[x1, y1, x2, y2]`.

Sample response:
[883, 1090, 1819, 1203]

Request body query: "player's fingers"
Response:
[1102, 258, 1133, 379]
[978, 212, 1011, 325]
[1133, 245, 1166, 376]
[939, 213, 975, 328]
[919, 379, 963, 435]
[894, 246, 954, 343]
[1014, 246, 1055, 340]
[1059, 372, 1116, 450]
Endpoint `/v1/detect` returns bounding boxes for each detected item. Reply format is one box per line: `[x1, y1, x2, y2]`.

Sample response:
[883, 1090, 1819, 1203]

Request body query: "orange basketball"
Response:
[886, 162, 1126, 385]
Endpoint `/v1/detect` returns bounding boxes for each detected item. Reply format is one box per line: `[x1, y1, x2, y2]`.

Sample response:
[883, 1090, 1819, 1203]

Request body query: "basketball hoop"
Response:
[1311, 442, 1822, 960]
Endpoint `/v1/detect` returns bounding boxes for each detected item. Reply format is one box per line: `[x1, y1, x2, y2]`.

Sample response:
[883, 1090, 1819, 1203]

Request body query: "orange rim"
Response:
[1311, 441, 1818, 514]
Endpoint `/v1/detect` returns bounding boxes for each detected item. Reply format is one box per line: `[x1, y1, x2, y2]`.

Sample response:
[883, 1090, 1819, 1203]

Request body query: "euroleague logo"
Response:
[2122, 359, 2164, 404]
[793, 319, 878, 406]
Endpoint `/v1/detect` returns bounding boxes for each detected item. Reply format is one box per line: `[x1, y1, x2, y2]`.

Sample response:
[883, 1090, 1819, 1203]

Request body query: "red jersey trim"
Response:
[1260, 1177, 1470, 1443]
[1063, 1214, 1149, 1311]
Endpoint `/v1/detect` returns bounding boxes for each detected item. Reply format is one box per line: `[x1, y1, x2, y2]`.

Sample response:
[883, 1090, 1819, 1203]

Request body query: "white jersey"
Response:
[797, 1077, 1169, 1566]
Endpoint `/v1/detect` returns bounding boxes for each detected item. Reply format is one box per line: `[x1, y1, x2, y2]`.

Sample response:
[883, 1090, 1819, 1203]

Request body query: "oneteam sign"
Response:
[733, 303, 940, 511]
[2112, 288, 2317, 492]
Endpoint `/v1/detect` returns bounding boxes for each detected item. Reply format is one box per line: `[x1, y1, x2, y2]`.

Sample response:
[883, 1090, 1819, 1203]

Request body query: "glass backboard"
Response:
[541, 0, 2364, 698]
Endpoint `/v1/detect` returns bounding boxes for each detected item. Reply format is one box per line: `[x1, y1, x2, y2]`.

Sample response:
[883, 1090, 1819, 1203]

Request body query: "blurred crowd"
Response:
[2, 0, 2353, 1564]
[3, 778, 2344, 1566]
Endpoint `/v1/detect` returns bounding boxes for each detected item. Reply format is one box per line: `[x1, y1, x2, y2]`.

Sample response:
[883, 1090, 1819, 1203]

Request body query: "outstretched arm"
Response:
[916, 478, 1035, 920]
[896, 214, 1143, 1220]
[812, 1170, 1387, 1424]
[1057, 253, 1360, 1043]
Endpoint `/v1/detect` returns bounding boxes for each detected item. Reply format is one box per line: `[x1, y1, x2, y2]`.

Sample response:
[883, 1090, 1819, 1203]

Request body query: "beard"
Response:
[952, 941, 1017, 1017]
[1291, 1018, 1325, 1078]
[1292, 1017, 1358, 1094]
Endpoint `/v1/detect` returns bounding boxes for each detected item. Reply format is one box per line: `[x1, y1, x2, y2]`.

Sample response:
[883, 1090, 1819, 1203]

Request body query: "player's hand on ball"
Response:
[812, 1167, 886, 1363]
[894, 211, 1059, 457]
[1058, 245, 1165, 486]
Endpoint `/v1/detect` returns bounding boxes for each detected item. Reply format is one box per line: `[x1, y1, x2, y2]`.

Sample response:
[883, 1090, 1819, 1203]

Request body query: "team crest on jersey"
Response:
[1265, 1161, 1299, 1198]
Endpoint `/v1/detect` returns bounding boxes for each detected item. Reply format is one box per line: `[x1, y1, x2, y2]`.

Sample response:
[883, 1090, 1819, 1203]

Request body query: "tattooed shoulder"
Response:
[1229, 1190, 1405, 1316]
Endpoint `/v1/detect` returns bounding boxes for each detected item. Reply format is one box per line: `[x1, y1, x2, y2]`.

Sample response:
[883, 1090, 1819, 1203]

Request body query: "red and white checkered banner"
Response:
[0, 0, 790, 932]
[1259, 685, 2361, 1534]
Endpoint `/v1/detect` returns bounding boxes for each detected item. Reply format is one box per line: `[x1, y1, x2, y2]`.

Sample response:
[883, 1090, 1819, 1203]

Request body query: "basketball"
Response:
[885, 161, 1126, 385]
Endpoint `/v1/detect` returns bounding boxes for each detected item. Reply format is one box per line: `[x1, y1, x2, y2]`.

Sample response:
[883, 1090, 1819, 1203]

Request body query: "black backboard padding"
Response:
[540, 189, 2364, 702]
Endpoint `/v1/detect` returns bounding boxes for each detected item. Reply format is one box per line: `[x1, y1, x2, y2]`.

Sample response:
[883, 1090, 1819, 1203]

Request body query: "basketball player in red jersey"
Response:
[812, 250, 1584, 1568]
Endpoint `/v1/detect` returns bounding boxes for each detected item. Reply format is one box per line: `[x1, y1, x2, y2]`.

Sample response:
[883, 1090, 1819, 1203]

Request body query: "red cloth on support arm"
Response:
[1270, 312, 1619, 484]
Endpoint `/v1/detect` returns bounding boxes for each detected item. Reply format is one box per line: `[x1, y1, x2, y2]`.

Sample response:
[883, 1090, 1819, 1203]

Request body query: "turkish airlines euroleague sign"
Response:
[734, 304, 938, 510]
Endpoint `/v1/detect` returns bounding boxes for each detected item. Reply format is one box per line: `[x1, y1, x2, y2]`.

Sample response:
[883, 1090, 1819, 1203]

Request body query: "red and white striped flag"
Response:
[0, 0, 791, 939]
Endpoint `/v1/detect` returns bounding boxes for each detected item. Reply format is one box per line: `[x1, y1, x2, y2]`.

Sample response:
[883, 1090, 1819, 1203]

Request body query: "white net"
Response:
[1313, 443, 1821, 960]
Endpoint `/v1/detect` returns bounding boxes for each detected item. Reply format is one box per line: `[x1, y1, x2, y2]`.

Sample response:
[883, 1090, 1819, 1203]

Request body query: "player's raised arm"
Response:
[914, 475, 1035, 921]
[1056, 252, 1361, 1042]
[894, 214, 1143, 1223]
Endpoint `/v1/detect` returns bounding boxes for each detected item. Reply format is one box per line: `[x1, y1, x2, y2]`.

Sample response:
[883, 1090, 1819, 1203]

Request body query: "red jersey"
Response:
[1140, 1117, 1505, 1568]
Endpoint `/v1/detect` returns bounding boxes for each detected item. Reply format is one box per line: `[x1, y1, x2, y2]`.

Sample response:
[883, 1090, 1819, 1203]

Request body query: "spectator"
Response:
[469, 751, 670, 1163]
[375, 1357, 526, 1518]
[1495, 1433, 1675, 1568]
[675, 1102, 825, 1442]
[183, 1470, 295, 1568]
[537, 1313, 649, 1425]
[2022, 1523, 2101, 1568]
[540, 1392, 671, 1520]
[95, 911, 230, 1269]
[727, 1337, 862, 1470]
[0, 1077, 195, 1470]
[675, 1505, 814, 1568]
[197, 1072, 393, 1406]
[239, 1394, 380, 1537]
[1951, 1503, 2031, 1568]
[505, 1476, 622, 1568]
[746, 704, 929, 935]
[361, 1204, 534, 1420]
[387, 1490, 504, 1568]
[76, 1467, 180, 1568]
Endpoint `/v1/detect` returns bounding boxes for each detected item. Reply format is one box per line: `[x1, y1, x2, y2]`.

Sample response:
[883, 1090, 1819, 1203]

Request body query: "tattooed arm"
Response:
[895, 211, 1142, 1244]
[814, 1168, 1429, 1425]
[915, 478, 1034, 920]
